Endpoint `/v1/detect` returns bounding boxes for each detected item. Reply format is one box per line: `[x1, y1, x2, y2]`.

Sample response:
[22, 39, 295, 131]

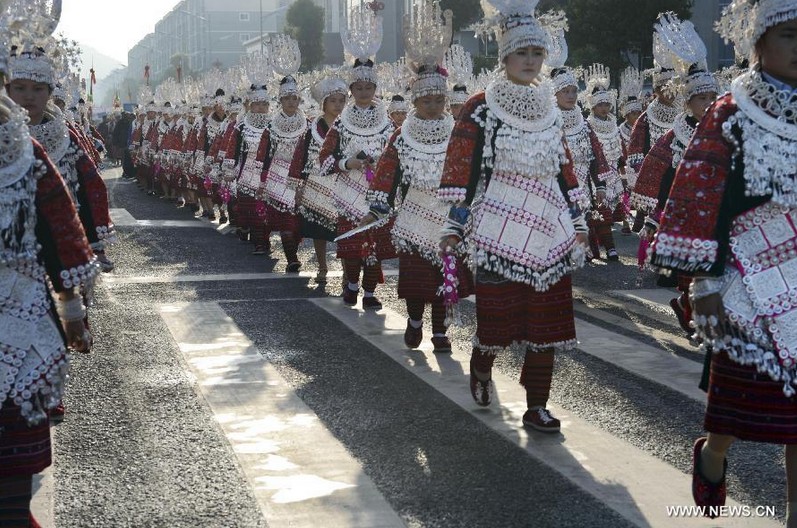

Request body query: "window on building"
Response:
[239, 12, 250, 22]
[240, 33, 251, 43]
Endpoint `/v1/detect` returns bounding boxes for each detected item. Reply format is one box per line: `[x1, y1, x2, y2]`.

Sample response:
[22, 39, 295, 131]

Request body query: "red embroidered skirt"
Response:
[137, 164, 153, 183]
[155, 165, 169, 185]
[236, 195, 265, 231]
[265, 203, 299, 233]
[705, 351, 797, 444]
[612, 197, 628, 222]
[398, 251, 473, 302]
[211, 183, 223, 206]
[336, 217, 397, 261]
[0, 402, 52, 477]
[171, 168, 184, 190]
[474, 273, 575, 350]
[196, 175, 213, 198]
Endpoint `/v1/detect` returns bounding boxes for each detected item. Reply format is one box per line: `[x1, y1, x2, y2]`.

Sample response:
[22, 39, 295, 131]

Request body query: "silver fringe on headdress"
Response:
[342, 3, 384, 85]
[716, 0, 797, 62]
[404, 0, 452, 102]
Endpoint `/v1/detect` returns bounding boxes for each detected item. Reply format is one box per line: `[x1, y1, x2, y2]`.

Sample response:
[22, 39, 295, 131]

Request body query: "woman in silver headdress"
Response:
[291, 74, 348, 282]
[652, 0, 797, 519]
[0, 2, 98, 524]
[439, 0, 587, 432]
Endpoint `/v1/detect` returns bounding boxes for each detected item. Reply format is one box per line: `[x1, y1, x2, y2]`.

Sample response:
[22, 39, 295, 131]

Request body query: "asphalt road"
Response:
[42, 167, 787, 528]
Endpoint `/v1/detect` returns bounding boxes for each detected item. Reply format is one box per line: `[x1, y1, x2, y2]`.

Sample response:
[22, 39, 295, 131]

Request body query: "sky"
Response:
[58, 0, 182, 65]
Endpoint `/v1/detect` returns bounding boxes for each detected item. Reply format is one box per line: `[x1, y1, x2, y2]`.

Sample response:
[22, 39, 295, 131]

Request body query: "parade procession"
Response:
[3, 0, 797, 526]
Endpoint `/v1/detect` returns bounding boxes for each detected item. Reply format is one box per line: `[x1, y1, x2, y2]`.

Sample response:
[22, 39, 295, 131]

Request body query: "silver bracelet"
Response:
[689, 277, 723, 301]
[56, 296, 87, 322]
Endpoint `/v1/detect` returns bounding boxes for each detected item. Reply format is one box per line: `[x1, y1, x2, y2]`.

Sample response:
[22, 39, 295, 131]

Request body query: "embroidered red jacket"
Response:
[33, 140, 96, 291]
[368, 128, 402, 205]
[652, 94, 769, 276]
[438, 92, 580, 205]
[626, 112, 650, 173]
[289, 118, 328, 181]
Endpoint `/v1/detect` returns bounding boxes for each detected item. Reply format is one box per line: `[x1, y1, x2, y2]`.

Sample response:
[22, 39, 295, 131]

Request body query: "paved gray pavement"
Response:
[34, 167, 788, 527]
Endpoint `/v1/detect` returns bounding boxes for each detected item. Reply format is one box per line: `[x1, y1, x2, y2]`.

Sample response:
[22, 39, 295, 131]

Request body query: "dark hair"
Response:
[280, 75, 296, 85]
[453, 84, 468, 93]
[416, 64, 437, 75]
[550, 68, 569, 79]
[391, 94, 405, 102]
[353, 58, 374, 68]
[687, 63, 706, 76]
[250, 84, 268, 91]
[215, 88, 225, 97]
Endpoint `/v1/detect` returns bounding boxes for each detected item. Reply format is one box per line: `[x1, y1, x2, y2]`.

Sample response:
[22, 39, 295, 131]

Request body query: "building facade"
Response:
[691, 0, 735, 70]
[128, 0, 347, 83]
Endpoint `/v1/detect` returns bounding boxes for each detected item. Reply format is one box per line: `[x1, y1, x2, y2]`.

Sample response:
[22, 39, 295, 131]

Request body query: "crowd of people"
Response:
[2, 0, 797, 525]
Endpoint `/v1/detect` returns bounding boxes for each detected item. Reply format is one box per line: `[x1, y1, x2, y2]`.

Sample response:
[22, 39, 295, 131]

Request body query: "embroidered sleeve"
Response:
[651, 97, 738, 275]
[438, 95, 485, 206]
[172, 129, 182, 151]
[80, 126, 102, 164]
[289, 130, 312, 181]
[206, 130, 224, 163]
[145, 123, 158, 148]
[184, 128, 198, 153]
[318, 124, 342, 177]
[588, 127, 614, 189]
[155, 129, 166, 153]
[33, 142, 98, 292]
[229, 124, 244, 165]
[221, 126, 241, 174]
[217, 122, 236, 161]
[557, 146, 587, 232]
[618, 136, 628, 172]
[256, 129, 272, 183]
[631, 130, 675, 213]
[626, 113, 649, 173]
[367, 130, 401, 214]
[70, 131, 115, 248]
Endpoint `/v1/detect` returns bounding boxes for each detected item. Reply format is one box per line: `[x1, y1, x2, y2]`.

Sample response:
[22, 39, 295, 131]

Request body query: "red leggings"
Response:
[343, 259, 382, 293]
[472, 347, 555, 408]
[406, 299, 447, 334]
[587, 204, 616, 253]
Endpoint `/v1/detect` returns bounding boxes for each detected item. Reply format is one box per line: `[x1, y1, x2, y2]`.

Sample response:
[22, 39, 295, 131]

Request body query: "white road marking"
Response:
[110, 208, 217, 229]
[609, 288, 681, 317]
[572, 300, 697, 358]
[30, 449, 54, 527]
[310, 297, 778, 528]
[158, 302, 405, 528]
[458, 296, 706, 403]
[104, 269, 399, 285]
